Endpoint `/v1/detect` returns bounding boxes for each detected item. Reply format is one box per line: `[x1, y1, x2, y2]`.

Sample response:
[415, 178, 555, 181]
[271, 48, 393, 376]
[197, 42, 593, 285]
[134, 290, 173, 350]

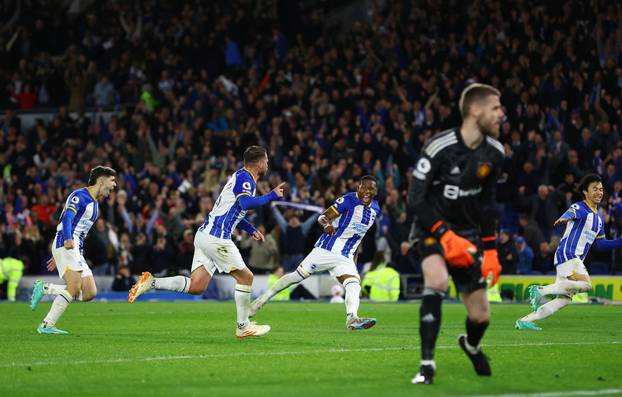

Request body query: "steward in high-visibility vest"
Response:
[362, 259, 400, 301]
[0, 257, 25, 302]
[486, 277, 502, 302]
[269, 267, 293, 301]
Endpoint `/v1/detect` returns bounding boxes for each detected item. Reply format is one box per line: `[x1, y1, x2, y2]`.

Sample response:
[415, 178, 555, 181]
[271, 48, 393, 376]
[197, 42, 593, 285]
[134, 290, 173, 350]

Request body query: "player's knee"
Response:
[188, 275, 208, 294]
[66, 280, 82, 296]
[188, 283, 205, 295]
[238, 271, 253, 285]
[469, 310, 489, 324]
[559, 295, 572, 304]
[82, 290, 97, 301]
[425, 278, 448, 292]
[577, 281, 592, 292]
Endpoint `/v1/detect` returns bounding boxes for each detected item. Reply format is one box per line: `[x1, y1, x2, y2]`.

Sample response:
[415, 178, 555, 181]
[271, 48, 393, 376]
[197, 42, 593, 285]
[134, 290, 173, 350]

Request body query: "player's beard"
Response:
[103, 184, 114, 197]
[477, 116, 500, 139]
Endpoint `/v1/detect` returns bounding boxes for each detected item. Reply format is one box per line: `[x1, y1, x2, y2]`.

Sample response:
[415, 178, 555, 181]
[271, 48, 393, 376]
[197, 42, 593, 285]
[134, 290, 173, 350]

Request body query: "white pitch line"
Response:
[1, 341, 620, 369]
[466, 388, 622, 397]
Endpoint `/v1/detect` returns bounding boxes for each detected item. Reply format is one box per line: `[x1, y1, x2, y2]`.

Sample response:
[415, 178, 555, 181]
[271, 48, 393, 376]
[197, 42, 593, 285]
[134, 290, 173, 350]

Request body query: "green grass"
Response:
[1, 301, 621, 397]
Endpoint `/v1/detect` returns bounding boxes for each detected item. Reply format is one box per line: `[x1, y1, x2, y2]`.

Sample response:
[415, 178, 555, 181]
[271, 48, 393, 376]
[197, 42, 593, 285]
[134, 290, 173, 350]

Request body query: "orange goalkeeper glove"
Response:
[432, 222, 477, 268]
[480, 236, 501, 286]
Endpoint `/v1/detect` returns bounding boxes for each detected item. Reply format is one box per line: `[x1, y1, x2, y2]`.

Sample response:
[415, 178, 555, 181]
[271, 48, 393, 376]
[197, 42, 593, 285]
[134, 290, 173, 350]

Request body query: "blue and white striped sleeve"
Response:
[233, 172, 255, 199]
[329, 194, 354, 215]
[65, 191, 86, 214]
[556, 203, 581, 224]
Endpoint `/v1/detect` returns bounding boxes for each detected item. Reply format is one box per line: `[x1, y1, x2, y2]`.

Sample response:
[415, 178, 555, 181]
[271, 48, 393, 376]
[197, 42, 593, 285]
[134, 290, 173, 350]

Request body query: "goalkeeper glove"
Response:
[431, 221, 477, 268]
[480, 236, 501, 286]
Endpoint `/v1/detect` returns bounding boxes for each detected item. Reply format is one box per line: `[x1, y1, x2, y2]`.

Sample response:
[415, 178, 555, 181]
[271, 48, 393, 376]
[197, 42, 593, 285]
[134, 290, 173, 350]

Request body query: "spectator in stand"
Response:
[239, 224, 279, 274]
[533, 241, 555, 274]
[271, 206, 319, 272]
[518, 213, 545, 254]
[498, 229, 519, 275]
[111, 264, 136, 292]
[93, 75, 116, 107]
[1, 0, 622, 277]
[516, 237, 535, 275]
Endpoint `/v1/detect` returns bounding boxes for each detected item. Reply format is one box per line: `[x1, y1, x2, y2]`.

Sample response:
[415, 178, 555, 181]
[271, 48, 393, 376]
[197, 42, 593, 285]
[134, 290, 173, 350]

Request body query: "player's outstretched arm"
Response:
[554, 204, 579, 227]
[593, 237, 622, 250]
[237, 182, 287, 210]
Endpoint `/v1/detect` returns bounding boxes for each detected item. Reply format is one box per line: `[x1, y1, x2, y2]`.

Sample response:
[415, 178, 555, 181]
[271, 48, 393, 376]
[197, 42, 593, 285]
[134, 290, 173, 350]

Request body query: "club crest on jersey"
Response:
[476, 162, 492, 179]
[424, 237, 437, 246]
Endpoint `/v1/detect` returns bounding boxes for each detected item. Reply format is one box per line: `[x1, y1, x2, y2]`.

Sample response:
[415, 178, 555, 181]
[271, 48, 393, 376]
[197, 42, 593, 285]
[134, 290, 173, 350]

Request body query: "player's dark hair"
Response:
[361, 175, 377, 185]
[459, 83, 501, 119]
[577, 173, 602, 197]
[243, 146, 267, 165]
[88, 166, 117, 186]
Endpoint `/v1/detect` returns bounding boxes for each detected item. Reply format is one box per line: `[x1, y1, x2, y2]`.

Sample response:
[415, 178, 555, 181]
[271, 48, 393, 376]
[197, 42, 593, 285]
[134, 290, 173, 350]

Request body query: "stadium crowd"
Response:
[1, 0, 622, 282]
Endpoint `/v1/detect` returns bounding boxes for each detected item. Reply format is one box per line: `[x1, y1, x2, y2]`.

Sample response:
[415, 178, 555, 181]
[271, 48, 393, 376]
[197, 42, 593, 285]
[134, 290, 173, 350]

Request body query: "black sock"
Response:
[419, 288, 444, 361]
[466, 317, 489, 348]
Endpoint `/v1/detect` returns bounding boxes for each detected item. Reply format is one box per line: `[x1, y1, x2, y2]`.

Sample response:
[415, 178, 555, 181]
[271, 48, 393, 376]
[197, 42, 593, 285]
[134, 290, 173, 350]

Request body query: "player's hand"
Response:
[553, 218, 570, 228]
[46, 257, 57, 272]
[64, 239, 75, 250]
[272, 182, 287, 198]
[323, 222, 336, 236]
[439, 230, 477, 268]
[252, 230, 264, 241]
[481, 249, 502, 286]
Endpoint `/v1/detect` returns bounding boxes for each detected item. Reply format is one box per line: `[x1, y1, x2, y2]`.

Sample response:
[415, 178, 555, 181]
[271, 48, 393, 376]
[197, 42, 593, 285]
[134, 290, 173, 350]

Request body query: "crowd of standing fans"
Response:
[2, 0, 622, 280]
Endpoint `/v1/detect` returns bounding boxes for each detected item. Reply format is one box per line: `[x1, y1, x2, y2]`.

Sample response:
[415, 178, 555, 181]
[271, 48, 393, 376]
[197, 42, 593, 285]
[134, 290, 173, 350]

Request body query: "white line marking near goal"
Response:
[466, 388, 622, 397]
[1, 341, 620, 369]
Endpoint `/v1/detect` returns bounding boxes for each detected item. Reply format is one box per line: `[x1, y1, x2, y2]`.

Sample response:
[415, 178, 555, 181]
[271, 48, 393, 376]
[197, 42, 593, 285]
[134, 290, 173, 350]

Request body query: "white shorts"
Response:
[51, 237, 93, 280]
[297, 248, 359, 279]
[191, 231, 247, 276]
[556, 258, 589, 281]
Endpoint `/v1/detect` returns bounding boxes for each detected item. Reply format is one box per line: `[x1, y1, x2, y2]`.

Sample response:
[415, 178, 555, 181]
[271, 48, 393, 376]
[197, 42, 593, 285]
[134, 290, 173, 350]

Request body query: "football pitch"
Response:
[1, 302, 621, 397]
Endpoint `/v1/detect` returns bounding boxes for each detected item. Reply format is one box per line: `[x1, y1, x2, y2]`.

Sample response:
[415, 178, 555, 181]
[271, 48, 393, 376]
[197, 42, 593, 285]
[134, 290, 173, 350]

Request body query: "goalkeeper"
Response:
[407, 84, 505, 385]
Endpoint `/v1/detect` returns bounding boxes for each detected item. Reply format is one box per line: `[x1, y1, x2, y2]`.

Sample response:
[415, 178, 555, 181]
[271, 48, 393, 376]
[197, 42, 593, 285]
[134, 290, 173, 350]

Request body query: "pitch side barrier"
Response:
[13, 275, 622, 303]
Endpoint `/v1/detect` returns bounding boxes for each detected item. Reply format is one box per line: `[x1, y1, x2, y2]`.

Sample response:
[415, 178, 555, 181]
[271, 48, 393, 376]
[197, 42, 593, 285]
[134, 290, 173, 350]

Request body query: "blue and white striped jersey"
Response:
[554, 201, 605, 265]
[55, 188, 99, 253]
[315, 192, 380, 259]
[199, 168, 256, 239]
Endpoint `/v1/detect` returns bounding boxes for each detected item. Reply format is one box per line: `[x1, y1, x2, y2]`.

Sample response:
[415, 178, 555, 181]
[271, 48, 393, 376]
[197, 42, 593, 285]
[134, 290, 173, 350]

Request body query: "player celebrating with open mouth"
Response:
[31, 166, 117, 334]
[250, 175, 380, 331]
[516, 174, 622, 330]
[128, 146, 285, 338]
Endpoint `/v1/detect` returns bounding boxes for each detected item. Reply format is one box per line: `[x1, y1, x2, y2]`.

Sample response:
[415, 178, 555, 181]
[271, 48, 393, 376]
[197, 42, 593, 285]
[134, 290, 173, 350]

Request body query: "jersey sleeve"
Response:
[65, 191, 86, 214]
[329, 194, 354, 215]
[597, 213, 606, 239]
[557, 203, 581, 224]
[233, 172, 256, 198]
[372, 201, 381, 217]
[407, 151, 444, 233]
